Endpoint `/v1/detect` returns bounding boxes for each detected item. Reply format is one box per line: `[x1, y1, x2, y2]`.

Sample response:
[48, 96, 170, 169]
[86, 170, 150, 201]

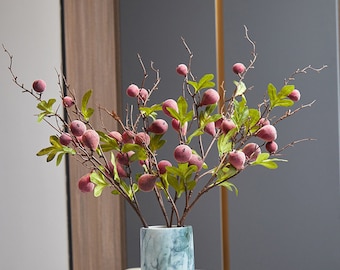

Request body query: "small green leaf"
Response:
[187, 80, 198, 92]
[187, 129, 204, 144]
[251, 153, 287, 169]
[267, 83, 277, 103]
[197, 74, 215, 91]
[139, 104, 162, 120]
[234, 81, 247, 96]
[97, 131, 120, 152]
[82, 90, 92, 110]
[81, 90, 94, 121]
[218, 181, 238, 196]
[91, 171, 110, 197]
[47, 151, 57, 162]
[277, 85, 295, 99]
[217, 134, 233, 155]
[56, 153, 64, 166]
[275, 99, 295, 107]
[36, 146, 55, 156]
[149, 134, 166, 152]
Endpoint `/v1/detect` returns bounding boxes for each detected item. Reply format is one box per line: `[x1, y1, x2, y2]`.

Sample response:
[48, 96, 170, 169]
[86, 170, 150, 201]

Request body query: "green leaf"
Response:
[187, 129, 204, 144]
[47, 151, 57, 162]
[37, 99, 56, 113]
[97, 131, 120, 152]
[197, 73, 215, 91]
[247, 109, 261, 133]
[277, 85, 295, 99]
[91, 171, 109, 197]
[232, 96, 249, 128]
[188, 73, 216, 93]
[36, 135, 75, 165]
[177, 96, 188, 115]
[139, 104, 162, 120]
[36, 146, 55, 156]
[217, 134, 233, 155]
[56, 153, 64, 166]
[166, 107, 180, 120]
[268, 83, 295, 109]
[122, 143, 148, 162]
[82, 89, 92, 111]
[233, 81, 247, 96]
[149, 134, 166, 152]
[81, 90, 94, 121]
[187, 80, 198, 92]
[251, 153, 287, 169]
[215, 166, 237, 183]
[267, 83, 277, 104]
[218, 181, 238, 196]
[275, 99, 295, 107]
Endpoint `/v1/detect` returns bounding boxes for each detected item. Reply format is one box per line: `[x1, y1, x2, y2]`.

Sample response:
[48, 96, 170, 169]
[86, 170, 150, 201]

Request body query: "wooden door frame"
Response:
[61, 1, 126, 269]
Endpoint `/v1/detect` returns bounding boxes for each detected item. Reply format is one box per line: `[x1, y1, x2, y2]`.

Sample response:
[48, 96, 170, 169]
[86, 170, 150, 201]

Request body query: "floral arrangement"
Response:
[2, 30, 326, 228]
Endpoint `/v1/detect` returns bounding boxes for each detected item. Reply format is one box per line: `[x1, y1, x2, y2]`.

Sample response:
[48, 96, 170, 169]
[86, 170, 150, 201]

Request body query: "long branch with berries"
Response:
[3, 30, 326, 227]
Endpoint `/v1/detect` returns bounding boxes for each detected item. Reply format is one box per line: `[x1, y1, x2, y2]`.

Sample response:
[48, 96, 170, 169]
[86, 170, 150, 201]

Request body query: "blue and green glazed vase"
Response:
[140, 225, 195, 270]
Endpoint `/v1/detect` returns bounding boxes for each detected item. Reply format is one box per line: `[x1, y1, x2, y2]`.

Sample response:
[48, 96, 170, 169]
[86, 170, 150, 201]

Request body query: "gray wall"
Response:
[119, 1, 222, 269]
[225, 1, 340, 270]
[121, 1, 340, 269]
[0, 1, 69, 269]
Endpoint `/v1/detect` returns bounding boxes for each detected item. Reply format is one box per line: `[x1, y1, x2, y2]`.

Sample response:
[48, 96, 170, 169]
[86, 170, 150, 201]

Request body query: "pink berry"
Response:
[162, 99, 178, 117]
[266, 141, 278, 154]
[157, 160, 172, 174]
[288, 89, 301, 102]
[138, 88, 149, 102]
[32, 79, 46, 93]
[108, 131, 123, 143]
[256, 125, 277, 142]
[228, 150, 246, 170]
[63, 96, 75, 107]
[174, 145, 192, 163]
[70, 120, 86, 137]
[257, 118, 270, 127]
[78, 173, 95, 193]
[116, 151, 134, 166]
[139, 159, 150, 167]
[59, 132, 72, 146]
[242, 142, 261, 162]
[122, 130, 135, 143]
[188, 154, 204, 171]
[204, 122, 216, 136]
[126, 84, 140, 97]
[82, 129, 100, 151]
[220, 119, 236, 134]
[135, 132, 151, 146]
[200, 88, 220, 106]
[215, 117, 223, 128]
[176, 64, 188, 76]
[138, 174, 157, 192]
[232, 63, 246, 74]
[106, 160, 127, 178]
[171, 119, 187, 136]
[148, 119, 168, 135]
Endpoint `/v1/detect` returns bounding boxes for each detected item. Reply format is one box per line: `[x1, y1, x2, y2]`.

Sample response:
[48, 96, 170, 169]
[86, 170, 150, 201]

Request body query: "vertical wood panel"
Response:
[63, 1, 126, 269]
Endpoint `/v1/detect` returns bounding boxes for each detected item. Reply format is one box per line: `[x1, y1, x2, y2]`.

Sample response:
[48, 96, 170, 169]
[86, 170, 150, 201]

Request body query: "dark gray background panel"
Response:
[224, 1, 340, 270]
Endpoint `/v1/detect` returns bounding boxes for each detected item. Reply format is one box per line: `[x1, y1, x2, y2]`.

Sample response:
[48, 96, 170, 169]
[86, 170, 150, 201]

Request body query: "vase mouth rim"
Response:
[141, 225, 192, 230]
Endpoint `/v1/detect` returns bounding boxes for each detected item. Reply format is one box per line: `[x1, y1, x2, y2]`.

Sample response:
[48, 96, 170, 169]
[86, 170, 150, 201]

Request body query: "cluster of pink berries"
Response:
[32, 61, 301, 195]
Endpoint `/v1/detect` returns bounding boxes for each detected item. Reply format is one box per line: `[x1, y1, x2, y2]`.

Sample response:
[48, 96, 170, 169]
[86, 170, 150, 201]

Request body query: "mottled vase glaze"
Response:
[140, 226, 195, 270]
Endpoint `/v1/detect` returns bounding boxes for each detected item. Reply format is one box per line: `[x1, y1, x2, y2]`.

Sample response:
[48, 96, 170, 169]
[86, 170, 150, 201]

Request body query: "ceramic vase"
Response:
[140, 225, 195, 270]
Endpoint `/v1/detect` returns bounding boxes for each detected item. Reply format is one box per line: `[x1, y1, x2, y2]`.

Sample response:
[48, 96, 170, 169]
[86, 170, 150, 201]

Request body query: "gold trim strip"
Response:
[215, 1, 230, 269]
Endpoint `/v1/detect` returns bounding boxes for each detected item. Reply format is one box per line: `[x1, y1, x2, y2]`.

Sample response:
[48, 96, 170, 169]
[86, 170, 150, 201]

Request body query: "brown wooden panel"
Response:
[63, 0, 126, 269]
